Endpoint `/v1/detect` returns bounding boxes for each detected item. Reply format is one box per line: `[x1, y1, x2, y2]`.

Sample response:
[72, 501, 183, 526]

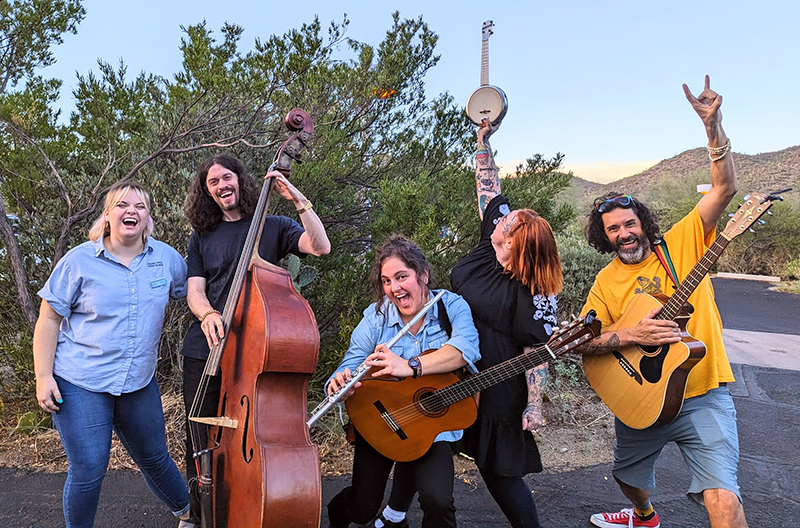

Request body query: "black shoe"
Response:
[369, 513, 409, 528]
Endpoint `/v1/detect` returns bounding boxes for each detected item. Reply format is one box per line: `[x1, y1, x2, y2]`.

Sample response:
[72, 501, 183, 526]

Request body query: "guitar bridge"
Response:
[612, 351, 643, 385]
[373, 400, 408, 440]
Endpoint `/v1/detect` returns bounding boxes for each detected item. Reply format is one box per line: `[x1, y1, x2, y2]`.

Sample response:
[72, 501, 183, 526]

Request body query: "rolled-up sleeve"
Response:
[38, 258, 76, 319]
[442, 293, 481, 374]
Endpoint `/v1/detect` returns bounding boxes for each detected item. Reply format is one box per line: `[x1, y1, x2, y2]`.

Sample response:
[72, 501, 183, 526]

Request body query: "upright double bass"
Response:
[189, 109, 321, 527]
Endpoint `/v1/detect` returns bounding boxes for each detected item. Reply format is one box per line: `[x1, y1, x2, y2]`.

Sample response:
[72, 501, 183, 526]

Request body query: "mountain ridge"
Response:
[569, 145, 800, 201]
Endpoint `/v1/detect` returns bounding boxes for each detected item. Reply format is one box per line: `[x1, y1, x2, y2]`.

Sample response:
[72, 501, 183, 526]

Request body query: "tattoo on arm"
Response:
[582, 333, 621, 355]
[526, 363, 548, 404]
[476, 137, 501, 218]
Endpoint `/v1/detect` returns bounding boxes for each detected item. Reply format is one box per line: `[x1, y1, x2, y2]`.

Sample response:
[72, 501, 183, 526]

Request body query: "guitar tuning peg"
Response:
[748, 228, 755, 233]
[767, 211, 773, 215]
[743, 194, 751, 201]
[757, 220, 766, 225]
[728, 213, 734, 217]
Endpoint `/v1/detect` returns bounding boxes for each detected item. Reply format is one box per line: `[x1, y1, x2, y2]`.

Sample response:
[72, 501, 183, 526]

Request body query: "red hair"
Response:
[505, 209, 563, 297]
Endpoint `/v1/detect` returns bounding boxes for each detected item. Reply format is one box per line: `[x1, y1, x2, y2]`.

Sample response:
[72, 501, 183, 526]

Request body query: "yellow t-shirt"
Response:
[581, 206, 735, 398]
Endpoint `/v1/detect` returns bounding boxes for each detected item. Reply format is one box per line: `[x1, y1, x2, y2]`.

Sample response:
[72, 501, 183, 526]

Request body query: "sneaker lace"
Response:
[609, 508, 634, 528]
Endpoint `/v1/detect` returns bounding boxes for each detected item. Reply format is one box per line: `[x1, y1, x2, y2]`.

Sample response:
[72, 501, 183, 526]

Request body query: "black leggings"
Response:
[327, 431, 457, 528]
[480, 468, 541, 528]
[386, 464, 541, 528]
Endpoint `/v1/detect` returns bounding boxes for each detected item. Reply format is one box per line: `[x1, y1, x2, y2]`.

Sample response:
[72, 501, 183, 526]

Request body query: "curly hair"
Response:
[369, 235, 437, 315]
[504, 209, 563, 297]
[585, 192, 661, 254]
[183, 154, 260, 233]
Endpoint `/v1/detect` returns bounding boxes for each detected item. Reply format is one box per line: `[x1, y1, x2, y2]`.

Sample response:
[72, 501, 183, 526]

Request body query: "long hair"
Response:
[183, 153, 260, 232]
[585, 192, 661, 254]
[88, 180, 154, 243]
[504, 209, 562, 297]
[369, 235, 437, 315]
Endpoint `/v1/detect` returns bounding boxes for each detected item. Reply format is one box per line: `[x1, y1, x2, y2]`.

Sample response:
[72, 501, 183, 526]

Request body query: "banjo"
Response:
[466, 20, 508, 126]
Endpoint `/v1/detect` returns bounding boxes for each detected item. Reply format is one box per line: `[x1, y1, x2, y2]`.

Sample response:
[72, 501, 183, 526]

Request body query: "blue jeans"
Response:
[52, 376, 189, 528]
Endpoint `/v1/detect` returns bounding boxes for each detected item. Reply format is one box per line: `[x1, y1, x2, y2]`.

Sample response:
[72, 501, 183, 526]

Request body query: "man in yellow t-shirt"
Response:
[579, 76, 748, 528]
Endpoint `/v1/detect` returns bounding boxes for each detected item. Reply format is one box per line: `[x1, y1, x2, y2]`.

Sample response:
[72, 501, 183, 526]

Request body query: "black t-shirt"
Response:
[181, 215, 305, 360]
[450, 195, 558, 476]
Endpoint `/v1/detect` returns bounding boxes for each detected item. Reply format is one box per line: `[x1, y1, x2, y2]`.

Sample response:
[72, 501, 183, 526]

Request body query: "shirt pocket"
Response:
[147, 262, 169, 297]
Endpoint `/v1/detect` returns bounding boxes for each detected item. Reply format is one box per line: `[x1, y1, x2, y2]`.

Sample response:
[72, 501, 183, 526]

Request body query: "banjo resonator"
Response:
[466, 20, 508, 126]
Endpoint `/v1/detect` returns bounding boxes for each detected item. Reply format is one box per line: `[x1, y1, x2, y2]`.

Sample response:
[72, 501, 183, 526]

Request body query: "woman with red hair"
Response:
[374, 121, 562, 528]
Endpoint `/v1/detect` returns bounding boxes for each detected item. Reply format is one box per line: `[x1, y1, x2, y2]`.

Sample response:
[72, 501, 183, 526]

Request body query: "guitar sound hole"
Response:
[640, 344, 660, 355]
[413, 389, 447, 418]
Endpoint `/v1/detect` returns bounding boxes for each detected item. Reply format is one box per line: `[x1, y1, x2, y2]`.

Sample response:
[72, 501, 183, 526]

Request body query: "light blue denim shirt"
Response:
[330, 289, 481, 443]
[38, 236, 188, 395]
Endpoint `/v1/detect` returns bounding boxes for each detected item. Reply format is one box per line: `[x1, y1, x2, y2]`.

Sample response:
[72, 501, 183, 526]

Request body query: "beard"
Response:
[615, 234, 649, 264]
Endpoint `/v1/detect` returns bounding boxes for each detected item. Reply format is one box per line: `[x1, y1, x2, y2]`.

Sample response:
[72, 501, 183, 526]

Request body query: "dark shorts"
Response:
[612, 386, 741, 505]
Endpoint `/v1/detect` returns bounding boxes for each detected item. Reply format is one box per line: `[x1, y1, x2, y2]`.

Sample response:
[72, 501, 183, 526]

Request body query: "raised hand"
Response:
[683, 75, 722, 129]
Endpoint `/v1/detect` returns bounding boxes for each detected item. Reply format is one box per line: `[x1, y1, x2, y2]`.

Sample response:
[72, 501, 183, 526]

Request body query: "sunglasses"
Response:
[594, 195, 632, 213]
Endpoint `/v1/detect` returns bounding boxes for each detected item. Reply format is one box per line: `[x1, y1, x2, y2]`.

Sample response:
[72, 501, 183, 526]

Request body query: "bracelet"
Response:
[707, 139, 730, 162]
[199, 309, 221, 322]
[296, 200, 313, 214]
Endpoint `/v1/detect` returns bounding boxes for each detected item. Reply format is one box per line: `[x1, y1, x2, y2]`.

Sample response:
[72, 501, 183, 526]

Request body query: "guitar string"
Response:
[379, 331, 588, 428]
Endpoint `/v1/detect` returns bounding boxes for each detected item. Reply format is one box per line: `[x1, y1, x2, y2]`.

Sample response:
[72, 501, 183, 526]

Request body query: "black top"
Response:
[450, 195, 558, 477]
[180, 215, 305, 360]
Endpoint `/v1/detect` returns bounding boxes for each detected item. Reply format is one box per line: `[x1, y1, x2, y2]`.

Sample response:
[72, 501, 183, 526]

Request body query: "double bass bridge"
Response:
[189, 416, 239, 429]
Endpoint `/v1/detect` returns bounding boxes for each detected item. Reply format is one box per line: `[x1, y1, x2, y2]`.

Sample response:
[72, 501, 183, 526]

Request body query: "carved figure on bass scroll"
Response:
[577, 76, 748, 528]
[180, 149, 330, 527]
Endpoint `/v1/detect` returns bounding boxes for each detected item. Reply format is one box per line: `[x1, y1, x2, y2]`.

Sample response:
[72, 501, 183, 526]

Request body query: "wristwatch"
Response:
[408, 356, 422, 379]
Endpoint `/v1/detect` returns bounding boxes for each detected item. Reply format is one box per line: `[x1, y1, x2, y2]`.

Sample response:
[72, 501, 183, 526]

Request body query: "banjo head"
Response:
[466, 85, 508, 126]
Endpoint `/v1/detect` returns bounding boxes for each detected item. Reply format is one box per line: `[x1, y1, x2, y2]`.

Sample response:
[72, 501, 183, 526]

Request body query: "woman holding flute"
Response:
[325, 236, 480, 528]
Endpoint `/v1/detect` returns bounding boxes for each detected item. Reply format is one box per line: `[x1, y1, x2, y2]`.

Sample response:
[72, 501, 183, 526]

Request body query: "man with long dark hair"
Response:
[179, 153, 330, 527]
[578, 77, 747, 528]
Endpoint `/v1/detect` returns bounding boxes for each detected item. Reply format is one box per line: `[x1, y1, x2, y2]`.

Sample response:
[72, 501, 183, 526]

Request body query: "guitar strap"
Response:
[437, 297, 453, 338]
[653, 238, 680, 289]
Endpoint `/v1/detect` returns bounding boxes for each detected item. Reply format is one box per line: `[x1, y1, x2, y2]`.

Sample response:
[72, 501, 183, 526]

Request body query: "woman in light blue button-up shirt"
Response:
[326, 236, 480, 528]
[33, 180, 191, 527]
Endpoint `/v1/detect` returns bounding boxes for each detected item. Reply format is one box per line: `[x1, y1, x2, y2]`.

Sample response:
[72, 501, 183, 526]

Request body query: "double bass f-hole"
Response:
[240, 394, 253, 463]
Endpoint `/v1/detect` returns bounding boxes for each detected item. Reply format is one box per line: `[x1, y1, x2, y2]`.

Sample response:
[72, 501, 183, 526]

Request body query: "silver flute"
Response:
[306, 289, 447, 429]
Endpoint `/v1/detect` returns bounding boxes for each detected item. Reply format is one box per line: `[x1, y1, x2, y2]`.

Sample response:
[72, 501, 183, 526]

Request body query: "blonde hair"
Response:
[89, 180, 154, 243]
[504, 209, 563, 297]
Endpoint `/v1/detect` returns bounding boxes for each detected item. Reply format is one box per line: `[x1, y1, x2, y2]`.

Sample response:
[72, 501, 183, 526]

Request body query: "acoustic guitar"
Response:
[466, 20, 508, 126]
[345, 312, 601, 462]
[583, 191, 788, 429]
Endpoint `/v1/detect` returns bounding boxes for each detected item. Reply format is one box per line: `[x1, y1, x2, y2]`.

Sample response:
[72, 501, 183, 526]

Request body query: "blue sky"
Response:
[42, 0, 799, 183]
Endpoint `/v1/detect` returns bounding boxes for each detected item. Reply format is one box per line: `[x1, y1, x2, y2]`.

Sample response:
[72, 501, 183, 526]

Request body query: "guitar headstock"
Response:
[548, 311, 602, 357]
[720, 188, 792, 241]
[482, 20, 495, 41]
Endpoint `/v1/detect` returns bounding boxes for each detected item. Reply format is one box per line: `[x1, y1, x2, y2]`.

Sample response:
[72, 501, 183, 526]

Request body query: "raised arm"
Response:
[475, 118, 502, 221]
[266, 171, 331, 257]
[683, 75, 737, 235]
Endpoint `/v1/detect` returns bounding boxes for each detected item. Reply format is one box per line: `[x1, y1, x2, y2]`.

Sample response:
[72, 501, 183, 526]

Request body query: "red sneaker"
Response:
[590, 508, 660, 528]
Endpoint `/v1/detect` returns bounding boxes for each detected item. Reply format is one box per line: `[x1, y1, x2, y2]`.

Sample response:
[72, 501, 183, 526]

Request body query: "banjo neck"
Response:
[481, 20, 493, 86]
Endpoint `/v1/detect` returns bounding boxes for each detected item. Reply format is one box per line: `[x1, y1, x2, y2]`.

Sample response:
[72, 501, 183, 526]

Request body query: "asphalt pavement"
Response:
[2, 277, 798, 527]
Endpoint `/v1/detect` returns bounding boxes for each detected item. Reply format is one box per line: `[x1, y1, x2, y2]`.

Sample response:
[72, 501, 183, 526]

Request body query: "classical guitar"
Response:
[345, 312, 601, 462]
[466, 20, 508, 126]
[583, 191, 789, 429]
